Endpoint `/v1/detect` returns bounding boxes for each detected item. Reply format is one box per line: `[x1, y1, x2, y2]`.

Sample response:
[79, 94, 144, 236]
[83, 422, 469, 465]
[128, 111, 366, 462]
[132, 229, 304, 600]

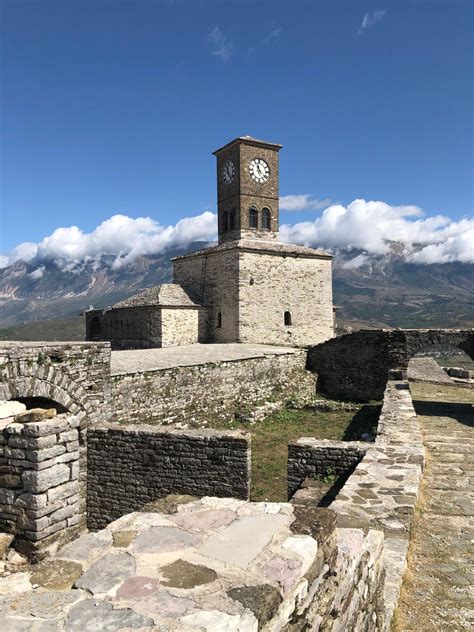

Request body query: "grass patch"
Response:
[217, 403, 381, 502]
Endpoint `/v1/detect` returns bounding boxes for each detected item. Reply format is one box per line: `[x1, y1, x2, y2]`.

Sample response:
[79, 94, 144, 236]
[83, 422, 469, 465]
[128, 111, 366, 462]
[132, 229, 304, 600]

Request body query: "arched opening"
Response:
[407, 344, 473, 386]
[284, 311, 292, 327]
[14, 396, 68, 413]
[217, 311, 222, 328]
[261, 207, 271, 231]
[248, 206, 258, 229]
[90, 316, 101, 337]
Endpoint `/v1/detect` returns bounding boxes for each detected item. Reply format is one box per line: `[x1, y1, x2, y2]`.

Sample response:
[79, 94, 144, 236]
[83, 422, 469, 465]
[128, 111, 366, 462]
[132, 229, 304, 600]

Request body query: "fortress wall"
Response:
[287, 439, 366, 499]
[110, 349, 315, 426]
[86, 425, 250, 531]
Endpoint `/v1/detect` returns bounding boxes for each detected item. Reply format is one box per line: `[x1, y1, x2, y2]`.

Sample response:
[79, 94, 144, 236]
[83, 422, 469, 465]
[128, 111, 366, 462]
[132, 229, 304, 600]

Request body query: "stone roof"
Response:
[171, 239, 333, 261]
[213, 136, 283, 155]
[112, 284, 200, 309]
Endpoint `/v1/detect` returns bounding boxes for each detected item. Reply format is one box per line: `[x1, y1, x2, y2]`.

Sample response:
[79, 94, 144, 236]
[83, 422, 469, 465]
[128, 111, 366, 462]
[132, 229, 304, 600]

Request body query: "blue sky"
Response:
[1, 0, 473, 265]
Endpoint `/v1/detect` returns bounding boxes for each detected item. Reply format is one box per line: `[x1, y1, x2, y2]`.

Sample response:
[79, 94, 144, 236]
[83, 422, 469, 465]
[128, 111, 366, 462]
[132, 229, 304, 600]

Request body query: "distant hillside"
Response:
[0, 242, 473, 341]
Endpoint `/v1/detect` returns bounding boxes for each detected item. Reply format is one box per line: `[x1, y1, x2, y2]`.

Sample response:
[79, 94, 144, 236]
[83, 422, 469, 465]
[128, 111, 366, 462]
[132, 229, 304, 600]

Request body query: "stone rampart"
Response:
[0, 411, 81, 561]
[111, 349, 315, 426]
[87, 425, 250, 530]
[308, 328, 474, 401]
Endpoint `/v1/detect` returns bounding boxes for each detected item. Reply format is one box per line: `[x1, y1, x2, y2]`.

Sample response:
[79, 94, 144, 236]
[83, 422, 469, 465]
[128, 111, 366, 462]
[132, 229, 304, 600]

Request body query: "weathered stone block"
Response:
[22, 464, 71, 494]
[25, 444, 66, 463]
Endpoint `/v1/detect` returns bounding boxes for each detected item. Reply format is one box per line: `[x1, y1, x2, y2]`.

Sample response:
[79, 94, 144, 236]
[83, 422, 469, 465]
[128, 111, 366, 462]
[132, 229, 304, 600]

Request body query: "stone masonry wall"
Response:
[87, 425, 250, 530]
[287, 439, 367, 499]
[0, 411, 81, 561]
[239, 250, 334, 347]
[308, 328, 474, 401]
[111, 349, 315, 426]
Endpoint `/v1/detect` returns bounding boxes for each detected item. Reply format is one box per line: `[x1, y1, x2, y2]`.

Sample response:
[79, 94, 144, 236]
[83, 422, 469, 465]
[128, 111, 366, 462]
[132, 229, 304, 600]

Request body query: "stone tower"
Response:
[172, 135, 334, 346]
[213, 136, 282, 242]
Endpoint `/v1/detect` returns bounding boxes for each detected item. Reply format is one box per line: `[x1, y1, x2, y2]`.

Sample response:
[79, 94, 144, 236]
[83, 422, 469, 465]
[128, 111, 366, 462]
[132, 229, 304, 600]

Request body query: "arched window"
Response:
[222, 211, 228, 232]
[248, 207, 258, 229]
[284, 311, 292, 326]
[261, 207, 271, 231]
[229, 209, 236, 231]
[217, 312, 222, 328]
[90, 316, 101, 337]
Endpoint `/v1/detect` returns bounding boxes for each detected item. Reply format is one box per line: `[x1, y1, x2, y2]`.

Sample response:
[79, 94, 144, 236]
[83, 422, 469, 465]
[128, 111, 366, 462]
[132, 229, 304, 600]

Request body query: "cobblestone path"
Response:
[393, 382, 474, 631]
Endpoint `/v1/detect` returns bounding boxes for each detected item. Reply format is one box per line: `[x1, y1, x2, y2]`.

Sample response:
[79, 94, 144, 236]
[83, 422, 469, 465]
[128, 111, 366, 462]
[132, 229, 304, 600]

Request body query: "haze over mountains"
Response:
[1, 241, 472, 340]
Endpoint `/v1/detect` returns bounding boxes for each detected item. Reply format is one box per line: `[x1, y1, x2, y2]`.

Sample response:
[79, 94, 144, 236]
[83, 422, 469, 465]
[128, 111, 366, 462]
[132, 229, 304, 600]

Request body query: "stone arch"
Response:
[3, 361, 91, 418]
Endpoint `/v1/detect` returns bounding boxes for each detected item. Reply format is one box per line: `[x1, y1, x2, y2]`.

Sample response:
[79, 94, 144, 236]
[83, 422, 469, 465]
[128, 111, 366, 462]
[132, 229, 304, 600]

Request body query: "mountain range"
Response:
[0, 242, 473, 340]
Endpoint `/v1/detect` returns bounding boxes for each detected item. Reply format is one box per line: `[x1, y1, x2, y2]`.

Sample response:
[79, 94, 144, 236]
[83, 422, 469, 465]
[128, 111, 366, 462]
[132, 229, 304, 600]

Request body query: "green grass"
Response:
[216, 404, 381, 502]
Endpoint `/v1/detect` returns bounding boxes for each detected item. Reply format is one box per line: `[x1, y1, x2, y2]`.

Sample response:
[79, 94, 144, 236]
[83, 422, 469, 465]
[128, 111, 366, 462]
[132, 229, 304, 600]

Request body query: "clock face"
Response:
[222, 160, 235, 185]
[249, 158, 270, 183]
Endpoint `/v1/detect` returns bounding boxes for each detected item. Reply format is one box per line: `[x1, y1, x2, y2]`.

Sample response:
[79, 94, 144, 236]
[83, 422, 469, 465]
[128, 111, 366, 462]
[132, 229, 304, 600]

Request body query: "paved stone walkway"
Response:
[393, 382, 474, 631]
[111, 343, 298, 375]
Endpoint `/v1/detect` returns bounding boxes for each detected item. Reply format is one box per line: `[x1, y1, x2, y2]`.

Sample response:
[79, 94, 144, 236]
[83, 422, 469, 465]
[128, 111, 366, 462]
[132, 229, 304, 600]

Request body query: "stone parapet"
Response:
[110, 349, 315, 426]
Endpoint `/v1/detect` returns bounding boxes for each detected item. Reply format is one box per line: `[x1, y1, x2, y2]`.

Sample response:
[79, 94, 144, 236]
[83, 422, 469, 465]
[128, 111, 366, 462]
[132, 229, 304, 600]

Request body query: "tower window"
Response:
[284, 311, 292, 326]
[222, 211, 228, 232]
[229, 209, 236, 231]
[261, 208, 271, 231]
[248, 207, 258, 229]
[217, 311, 222, 328]
[90, 316, 101, 337]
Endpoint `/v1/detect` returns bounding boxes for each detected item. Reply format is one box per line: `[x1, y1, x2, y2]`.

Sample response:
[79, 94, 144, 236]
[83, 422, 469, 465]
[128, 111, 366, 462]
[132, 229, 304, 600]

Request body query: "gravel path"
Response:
[393, 382, 474, 631]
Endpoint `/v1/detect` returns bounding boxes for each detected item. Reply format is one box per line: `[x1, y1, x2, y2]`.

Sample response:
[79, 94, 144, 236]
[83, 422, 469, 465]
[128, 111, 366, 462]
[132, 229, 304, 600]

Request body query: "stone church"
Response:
[86, 136, 334, 348]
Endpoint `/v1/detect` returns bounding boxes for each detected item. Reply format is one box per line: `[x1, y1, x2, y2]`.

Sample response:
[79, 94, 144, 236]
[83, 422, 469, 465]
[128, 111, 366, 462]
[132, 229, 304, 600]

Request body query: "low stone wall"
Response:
[287, 439, 366, 499]
[330, 380, 424, 629]
[87, 425, 250, 530]
[111, 349, 315, 426]
[0, 411, 81, 561]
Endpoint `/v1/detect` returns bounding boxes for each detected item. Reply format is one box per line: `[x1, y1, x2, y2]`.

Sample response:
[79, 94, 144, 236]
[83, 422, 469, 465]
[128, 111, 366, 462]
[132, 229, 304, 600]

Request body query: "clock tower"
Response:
[213, 135, 282, 243]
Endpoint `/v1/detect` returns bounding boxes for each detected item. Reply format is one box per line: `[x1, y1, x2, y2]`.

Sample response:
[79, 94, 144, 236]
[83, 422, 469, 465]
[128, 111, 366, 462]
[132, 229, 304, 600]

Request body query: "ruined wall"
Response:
[287, 438, 366, 498]
[87, 425, 250, 530]
[238, 250, 334, 347]
[308, 328, 474, 401]
[0, 411, 81, 561]
[110, 349, 315, 426]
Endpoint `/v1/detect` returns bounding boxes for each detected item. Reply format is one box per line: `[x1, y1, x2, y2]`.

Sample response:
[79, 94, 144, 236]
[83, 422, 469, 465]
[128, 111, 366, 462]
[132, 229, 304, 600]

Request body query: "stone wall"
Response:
[111, 349, 315, 426]
[173, 248, 240, 343]
[0, 411, 81, 561]
[287, 438, 366, 499]
[0, 341, 111, 422]
[238, 250, 334, 347]
[308, 328, 474, 401]
[87, 425, 250, 530]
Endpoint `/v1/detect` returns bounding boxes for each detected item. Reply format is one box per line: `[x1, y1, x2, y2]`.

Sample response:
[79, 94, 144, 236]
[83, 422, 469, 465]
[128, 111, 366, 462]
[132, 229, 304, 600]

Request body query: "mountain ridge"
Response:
[0, 242, 473, 338]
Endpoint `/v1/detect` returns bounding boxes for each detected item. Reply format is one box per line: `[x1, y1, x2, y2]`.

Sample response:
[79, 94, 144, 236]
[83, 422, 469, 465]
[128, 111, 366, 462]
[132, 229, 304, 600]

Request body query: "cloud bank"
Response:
[1, 199, 472, 272]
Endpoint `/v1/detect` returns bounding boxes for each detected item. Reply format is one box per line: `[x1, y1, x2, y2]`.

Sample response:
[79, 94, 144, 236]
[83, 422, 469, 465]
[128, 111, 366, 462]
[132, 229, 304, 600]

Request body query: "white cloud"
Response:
[280, 199, 474, 263]
[280, 194, 332, 212]
[0, 200, 472, 271]
[0, 211, 216, 271]
[263, 27, 282, 45]
[208, 26, 233, 62]
[342, 254, 371, 269]
[29, 266, 45, 280]
[358, 9, 386, 35]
